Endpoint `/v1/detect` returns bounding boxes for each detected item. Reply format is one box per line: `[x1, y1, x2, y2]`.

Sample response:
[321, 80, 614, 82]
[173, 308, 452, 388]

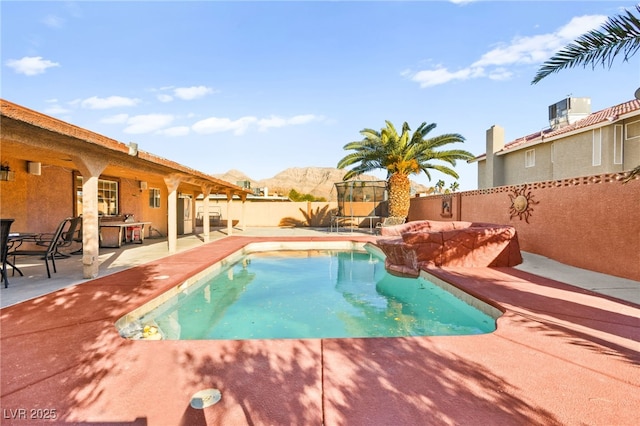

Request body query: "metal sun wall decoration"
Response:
[508, 184, 539, 223]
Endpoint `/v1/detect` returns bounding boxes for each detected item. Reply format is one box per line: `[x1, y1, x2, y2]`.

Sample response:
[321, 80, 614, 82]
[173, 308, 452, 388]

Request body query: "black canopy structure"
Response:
[332, 180, 388, 231]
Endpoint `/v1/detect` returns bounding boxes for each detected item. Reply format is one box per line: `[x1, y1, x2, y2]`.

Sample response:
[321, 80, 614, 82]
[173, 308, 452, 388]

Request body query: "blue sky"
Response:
[3, 0, 639, 191]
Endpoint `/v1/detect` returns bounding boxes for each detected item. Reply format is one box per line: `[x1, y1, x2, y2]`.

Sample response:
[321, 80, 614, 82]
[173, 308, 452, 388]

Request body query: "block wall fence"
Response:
[409, 173, 639, 281]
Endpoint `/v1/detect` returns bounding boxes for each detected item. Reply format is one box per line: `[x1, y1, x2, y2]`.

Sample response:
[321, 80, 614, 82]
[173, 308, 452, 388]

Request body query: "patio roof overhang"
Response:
[0, 99, 251, 198]
[1, 98, 255, 279]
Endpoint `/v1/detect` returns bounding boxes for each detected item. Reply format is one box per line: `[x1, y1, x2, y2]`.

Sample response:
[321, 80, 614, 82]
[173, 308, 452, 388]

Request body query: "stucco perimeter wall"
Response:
[408, 173, 640, 281]
[204, 201, 339, 227]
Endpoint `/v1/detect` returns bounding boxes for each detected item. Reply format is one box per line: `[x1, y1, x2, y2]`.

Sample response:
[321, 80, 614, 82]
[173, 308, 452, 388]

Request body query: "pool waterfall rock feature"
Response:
[375, 220, 523, 277]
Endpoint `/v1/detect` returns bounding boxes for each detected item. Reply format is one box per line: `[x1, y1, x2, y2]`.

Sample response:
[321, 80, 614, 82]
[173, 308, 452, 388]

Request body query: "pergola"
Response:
[0, 99, 251, 279]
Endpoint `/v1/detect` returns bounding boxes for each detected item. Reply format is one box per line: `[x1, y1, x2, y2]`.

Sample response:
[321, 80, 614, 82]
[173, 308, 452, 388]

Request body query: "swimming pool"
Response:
[116, 242, 500, 340]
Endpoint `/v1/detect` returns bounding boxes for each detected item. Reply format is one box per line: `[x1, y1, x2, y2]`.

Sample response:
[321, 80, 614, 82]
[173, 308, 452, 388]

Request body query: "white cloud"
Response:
[81, 96, 140, 109]
[101, 114, 129, 124]
[42, 15, 64, 28]
[472, 33, 560, 67]
[257, 115, 288, 130]
[289, 114, 321, 125]
[488, 67, 513, 81]
[192, 116, 257, 135]
[410, 66, 483, 88]
[157, 94, 173, 103]
[158, 126, 190, 137]
[44, 105, 71, 115]
[123, 114, 174, 134]
[257, 114, 323, 131]
[5, 56, 60, 76]
[406, 13, 608, 88]
[557, 15, 608, 40]
[193, 113, 324, 135]
[173, 85, 216, 100]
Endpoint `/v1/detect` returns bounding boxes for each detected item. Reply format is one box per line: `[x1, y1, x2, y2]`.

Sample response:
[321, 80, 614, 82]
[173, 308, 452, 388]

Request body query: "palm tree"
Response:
[532, 4, 640, 183]
[337, 121, 473, 218]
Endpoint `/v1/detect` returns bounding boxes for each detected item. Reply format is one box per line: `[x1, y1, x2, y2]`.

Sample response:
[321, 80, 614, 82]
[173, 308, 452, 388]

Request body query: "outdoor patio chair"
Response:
[9, 217, 72, 279]
[35, 216, 82, 258]
[375, 216, 406, 235]
[1, 218, 15, 287]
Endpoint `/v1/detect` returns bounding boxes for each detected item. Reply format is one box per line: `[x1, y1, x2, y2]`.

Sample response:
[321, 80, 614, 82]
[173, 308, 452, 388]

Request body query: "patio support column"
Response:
[226, 190, 233, 235]
[240, 193, 247, 232]
[164, 175, 181, 253]
[201, 186, 211, 241]
[72, 155, 108, 279]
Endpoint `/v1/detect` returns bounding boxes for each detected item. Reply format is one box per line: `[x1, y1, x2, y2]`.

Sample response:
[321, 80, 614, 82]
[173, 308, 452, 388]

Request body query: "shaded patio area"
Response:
[1, 230, 638, 425]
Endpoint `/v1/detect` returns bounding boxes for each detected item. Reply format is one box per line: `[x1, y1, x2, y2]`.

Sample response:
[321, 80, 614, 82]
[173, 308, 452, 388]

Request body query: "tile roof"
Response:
[473, 98, 640, 161]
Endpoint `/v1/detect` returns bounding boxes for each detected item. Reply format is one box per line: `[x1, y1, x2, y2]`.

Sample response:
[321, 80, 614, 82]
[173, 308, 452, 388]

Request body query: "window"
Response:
[149, 188, 161, 208]
[593, 129, 602, 166]
[525, 149, 535, 168]
[75, 175, 119, 216]
[614, 124, 623, 165]
[626, 119, 640, 139]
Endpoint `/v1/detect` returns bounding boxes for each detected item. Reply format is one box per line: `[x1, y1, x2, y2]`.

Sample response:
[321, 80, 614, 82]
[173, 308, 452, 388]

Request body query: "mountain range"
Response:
[213, 167, 429, 200]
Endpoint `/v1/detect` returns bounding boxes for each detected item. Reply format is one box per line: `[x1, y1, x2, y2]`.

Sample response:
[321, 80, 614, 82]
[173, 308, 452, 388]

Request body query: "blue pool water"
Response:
[124, 248, 497, 340]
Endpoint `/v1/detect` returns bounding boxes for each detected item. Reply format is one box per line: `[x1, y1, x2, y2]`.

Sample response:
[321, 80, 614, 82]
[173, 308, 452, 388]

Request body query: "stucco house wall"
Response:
[1, 158, 75, 234]
[625, 118, 640, 171]
[500, 143, 554, 184]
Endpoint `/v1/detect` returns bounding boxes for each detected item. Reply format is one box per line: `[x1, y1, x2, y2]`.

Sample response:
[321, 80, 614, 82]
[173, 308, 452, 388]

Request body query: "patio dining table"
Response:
[99, 221, 151, 248]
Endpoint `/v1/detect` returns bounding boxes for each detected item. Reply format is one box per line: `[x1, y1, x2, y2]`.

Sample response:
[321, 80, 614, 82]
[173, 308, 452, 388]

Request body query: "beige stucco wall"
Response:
[482, 118, 640, 189]
[554, 131, 599, 179]
[1, 159, 75, 233]
[0, 158, 173, 237]
[501, 143, 554, 184]
[476, 161, 487, 189]
[624, 118, 640, 172]
[196, 201, 340, 227]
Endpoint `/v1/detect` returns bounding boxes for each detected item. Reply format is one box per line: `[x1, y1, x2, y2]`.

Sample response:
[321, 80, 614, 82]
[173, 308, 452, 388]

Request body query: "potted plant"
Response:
[0, 162, 14, 181]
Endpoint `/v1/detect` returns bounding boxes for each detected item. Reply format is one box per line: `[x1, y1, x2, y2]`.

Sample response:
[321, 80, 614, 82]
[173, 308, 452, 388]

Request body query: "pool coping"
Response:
[1, 235, 639, 425]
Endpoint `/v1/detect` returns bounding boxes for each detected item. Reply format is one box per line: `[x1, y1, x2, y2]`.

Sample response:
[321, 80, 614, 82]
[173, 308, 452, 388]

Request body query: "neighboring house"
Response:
[471, 97, 640, 188]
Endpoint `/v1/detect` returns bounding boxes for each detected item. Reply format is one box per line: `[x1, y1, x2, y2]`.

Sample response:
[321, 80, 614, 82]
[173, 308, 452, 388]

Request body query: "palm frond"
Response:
[419, 163, 461, 180]
[532, 5, 640, 84]
[623, 164, 640, 183]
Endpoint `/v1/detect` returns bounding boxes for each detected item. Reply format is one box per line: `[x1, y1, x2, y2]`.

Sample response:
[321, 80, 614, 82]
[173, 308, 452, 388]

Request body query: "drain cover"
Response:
[190, 388, 222, 409]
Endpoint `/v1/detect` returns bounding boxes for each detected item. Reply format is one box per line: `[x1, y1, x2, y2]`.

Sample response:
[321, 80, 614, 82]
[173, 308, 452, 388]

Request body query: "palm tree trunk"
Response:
[388, 173, 411, 218]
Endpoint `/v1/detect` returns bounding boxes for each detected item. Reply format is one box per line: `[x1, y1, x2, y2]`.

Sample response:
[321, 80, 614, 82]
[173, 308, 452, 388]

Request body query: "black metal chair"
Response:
[1, 218, 15, 288]
[9, 217, 71, 279]
[35, 216, 82, 258]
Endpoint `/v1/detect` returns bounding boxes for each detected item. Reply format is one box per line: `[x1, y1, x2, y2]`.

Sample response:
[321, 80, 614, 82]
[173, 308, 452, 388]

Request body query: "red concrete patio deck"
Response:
[1, 236, 638, 425]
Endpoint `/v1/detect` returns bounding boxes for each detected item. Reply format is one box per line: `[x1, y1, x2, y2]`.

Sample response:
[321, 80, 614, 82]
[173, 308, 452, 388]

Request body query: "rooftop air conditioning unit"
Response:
[549, 97, 591, 130]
